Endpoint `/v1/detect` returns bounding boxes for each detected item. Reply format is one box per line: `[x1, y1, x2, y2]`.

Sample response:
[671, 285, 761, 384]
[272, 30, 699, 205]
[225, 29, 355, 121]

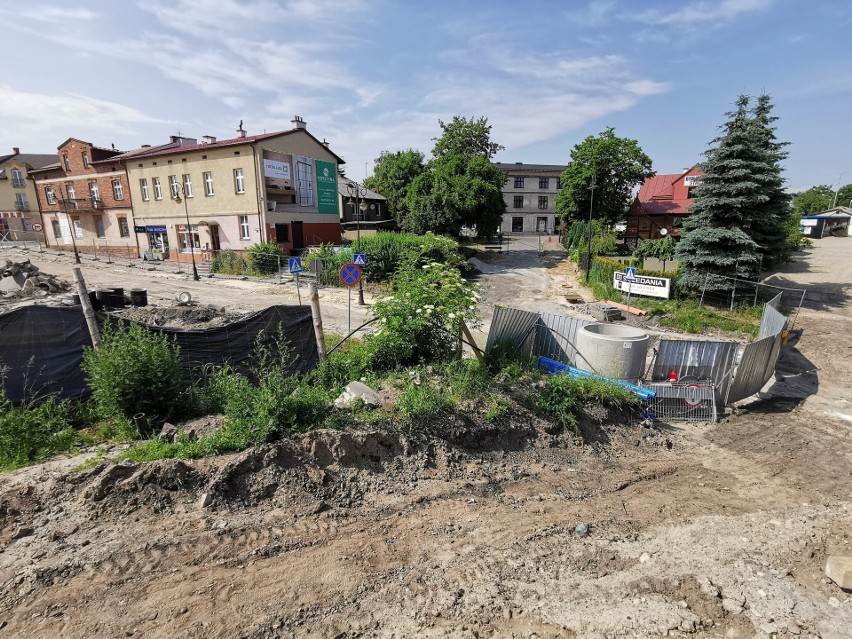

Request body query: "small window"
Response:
[639, 217, 650, 231]
[15, 193, 28, 210]
[234, 168, 245, 194]
[513, 176, 524, 188]
[51, 220, 62, 238]
[513, 195, 524, 209]
[118, 217, 130, 238]
[11, 168, 25, 188]
[169, 175, 179, 199]
[140, 178, 149, 201]
[153, 177, 163, 200]
[672, 216, 683, 228]
[66, 184, 76, 202]
[203, 172, 214, 196]
[45, 186, 56, 205]
[539, 177, 549, 189]
[63, 154, 71, 171]
[89, 181, 100, 203]
[511, 216, 524, 232]
[82, 152, 89, 168]
[183, 174, 193, 198]
[112, 180, 124, 200]
[94, 215, 105, 238]
[179, 225, 200, 251]
[239, 215, 250, 240]
[556, 178, 561, 190]
[538, 196, 548, 210]
[72, 217, 83, 238]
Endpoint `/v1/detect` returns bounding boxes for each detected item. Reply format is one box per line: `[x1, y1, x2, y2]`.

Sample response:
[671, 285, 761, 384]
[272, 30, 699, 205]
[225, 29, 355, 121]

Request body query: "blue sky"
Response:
[2, 0, 851, 192]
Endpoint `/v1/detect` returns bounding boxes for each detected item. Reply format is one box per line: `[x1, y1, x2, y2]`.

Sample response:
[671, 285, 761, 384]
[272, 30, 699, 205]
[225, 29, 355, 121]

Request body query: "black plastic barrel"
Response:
[72, 293, 81, 305]
[130, 288, 148, 307]
[108, 287, 125, 309]
[95, 289, 114, 310]
[88, 291, 101, 311]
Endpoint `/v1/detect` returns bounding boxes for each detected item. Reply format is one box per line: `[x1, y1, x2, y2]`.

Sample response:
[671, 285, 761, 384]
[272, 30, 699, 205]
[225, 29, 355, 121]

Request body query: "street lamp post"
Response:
[346, 180, 368, 305]
[585, 174, 597, 282]
[174, 183, 200, 281]
[59, 196, 81, 264]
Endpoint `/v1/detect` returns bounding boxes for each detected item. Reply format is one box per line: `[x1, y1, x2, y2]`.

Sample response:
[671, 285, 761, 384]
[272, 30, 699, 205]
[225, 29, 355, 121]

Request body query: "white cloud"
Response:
[635, 0, 775, 27]
[21, 6, 98, 22]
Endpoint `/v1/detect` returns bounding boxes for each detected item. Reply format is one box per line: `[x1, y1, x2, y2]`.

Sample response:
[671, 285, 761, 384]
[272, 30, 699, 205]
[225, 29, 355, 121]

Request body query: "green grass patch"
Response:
[636, 299, 761, 336]
[0, 391, 77, 471]
[532, 374, 638, 434]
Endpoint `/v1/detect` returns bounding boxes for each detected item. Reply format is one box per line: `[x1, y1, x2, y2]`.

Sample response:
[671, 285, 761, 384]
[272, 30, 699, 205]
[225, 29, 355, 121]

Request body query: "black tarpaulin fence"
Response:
[0, 305, 318, 403]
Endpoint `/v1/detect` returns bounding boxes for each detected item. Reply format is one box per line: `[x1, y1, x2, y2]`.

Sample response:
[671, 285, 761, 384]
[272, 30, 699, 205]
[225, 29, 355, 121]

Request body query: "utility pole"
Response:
[73, 267, 101, 348]
[585, 175, 597, 282]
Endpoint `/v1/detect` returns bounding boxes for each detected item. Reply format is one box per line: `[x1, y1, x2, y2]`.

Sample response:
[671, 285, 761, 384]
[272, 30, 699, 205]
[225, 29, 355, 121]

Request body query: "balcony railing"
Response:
[57, 197, 104, 211]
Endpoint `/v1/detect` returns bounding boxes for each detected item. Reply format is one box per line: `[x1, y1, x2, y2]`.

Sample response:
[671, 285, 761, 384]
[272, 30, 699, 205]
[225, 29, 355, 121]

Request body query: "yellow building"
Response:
[0, 148, 57, 244]
[123, 117, 344, 265]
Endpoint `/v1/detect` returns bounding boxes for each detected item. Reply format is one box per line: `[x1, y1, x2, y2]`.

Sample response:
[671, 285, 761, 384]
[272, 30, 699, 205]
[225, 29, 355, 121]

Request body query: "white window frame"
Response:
[140, 178, 149, 201]
[118, 217, 130, 238]
[203, 172, 214, 196]
[179, 225, 200, 252]
[169, 175, 180, 199]
[63, 154, 70, 171]
[82, 152, 89, 169]
[112, 179, 124, 201]
[234, 168, 245, 194]
[89, 181, 100, 203]
[72, 218, 83, 238]
[45, 186, 56, 205]
[183, 174, 193, 198]
[66, 184, 76, 203]
[51, 220, 61, 238]
[153, 177, 163, 200]
[15, 193, 28, 209]
[94, 215, 106, 238]
[11, 168, 25, 188]
[239, 215, 250, 240]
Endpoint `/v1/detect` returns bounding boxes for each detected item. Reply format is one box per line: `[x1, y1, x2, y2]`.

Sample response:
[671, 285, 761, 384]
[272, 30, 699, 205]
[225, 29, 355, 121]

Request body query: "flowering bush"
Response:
[370, 254, 481, 366]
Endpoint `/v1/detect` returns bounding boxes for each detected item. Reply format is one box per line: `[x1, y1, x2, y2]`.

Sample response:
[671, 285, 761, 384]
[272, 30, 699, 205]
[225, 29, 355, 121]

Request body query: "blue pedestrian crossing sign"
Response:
[624, 267, 637, 282]
[353, 253, 366, 266]
[288, 257, 303, 273]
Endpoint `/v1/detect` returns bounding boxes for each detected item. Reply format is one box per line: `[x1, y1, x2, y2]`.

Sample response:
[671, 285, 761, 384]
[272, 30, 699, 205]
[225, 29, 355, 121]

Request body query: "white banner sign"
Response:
[614, 272, 671, 299]
[263, 158, 291, 180]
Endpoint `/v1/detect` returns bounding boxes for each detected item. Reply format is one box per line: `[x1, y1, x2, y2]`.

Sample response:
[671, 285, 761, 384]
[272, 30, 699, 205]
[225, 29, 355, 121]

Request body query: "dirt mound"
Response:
[121, 304, 245, 328]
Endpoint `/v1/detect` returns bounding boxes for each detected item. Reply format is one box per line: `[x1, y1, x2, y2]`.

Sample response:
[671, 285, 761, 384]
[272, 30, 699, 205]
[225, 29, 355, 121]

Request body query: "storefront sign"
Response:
[315, 160, 338, 214]
[613, 272, 671, 299]
[146, 225, 167, 233]
[263, 150, 293, 183]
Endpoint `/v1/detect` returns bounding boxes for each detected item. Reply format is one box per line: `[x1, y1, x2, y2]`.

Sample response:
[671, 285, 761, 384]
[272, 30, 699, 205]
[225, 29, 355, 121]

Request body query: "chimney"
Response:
[202, 135, 217, 145]
[321, 138, 330, 147]
[12, 147, 20, 155]
[236, 120, 247, 138]
[141, 144, 152, 148]
[291, 115, 307, 130]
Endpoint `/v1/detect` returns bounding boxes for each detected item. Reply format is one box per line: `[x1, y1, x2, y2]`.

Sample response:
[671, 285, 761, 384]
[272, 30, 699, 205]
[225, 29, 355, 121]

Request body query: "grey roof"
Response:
[337, 176, 386, 201]
[493, 162, 569, 173]
[0, 153, 59, 170]
[804, 206, 852, 219]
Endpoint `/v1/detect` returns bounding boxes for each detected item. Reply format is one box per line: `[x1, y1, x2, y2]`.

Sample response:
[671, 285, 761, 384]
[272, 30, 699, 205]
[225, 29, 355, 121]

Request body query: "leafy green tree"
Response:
[404, 116, 507, 236]
[792, 185, 834, 217]
[835, 184, 852, 209]
[633, 236, 676, 264]
[363, 149, 425, 223]
[555, 127, 654, 226]
[675, 96, 768, 291]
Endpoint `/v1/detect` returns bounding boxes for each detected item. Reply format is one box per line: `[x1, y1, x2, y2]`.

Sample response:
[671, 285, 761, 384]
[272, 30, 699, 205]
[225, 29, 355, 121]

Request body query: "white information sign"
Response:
[614, 272, 671, 299]
[263, 158, 291, 180]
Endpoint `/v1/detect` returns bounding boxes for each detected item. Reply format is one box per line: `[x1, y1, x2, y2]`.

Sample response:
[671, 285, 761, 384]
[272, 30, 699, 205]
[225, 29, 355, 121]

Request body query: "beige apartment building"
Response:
[494, 162, 568, 235]
[124, 117, 344, 264]
[0, 148, 57, 243]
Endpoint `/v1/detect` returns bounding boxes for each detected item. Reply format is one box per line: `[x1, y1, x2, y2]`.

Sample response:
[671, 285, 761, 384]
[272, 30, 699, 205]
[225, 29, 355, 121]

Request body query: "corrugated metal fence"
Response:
[485, 306, 539, 354]
[486, 306, 590, 366]
[651, 339, 740, 403]
[725, 333, 783, 404]
[758, 294, 788, 340]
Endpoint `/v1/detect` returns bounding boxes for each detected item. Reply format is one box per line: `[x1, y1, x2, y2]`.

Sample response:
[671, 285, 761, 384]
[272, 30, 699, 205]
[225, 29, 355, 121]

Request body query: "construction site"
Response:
[0, 237, 850, 639]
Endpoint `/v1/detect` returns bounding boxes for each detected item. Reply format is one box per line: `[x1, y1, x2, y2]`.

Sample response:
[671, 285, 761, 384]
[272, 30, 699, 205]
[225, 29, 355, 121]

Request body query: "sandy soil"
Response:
[1, 239, 851, 638]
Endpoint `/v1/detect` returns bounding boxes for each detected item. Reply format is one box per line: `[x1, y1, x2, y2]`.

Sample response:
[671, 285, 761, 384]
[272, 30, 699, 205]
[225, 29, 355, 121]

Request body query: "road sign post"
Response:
[624, 267, 636, 313]
[339, 264, 362, 334]
[289, 257, 303, 304]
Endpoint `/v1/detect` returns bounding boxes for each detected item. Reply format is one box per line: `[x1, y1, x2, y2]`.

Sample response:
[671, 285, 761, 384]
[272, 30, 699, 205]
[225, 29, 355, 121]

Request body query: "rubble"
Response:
[0, 260, 71, 299]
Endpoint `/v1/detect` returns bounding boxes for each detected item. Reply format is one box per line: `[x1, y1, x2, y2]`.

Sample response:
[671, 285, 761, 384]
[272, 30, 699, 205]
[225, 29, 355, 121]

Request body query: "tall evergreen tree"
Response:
[747, 94, 791, 266]
[675, 96, 765, 291]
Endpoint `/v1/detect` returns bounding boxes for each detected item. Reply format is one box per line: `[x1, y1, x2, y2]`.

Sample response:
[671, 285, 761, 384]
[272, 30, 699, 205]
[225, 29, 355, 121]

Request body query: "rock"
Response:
[199, 492, 213, 508]
[0, 272, 26, 293]
[333, 381, 381, 410]
[639, 552, 651, 564]
[827, 596, 840, 608]
[721, 598, 744, 615]
[159, 423, 178, 441]
[12, 525, 34, 540]
[573, 523, 589, 537]
[825, 556, 852, 590]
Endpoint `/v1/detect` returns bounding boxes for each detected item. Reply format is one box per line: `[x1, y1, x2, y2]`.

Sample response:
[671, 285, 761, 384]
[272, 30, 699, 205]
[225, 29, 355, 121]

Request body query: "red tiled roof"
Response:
[637, 200, 692, 216]
[637, 173, 681, 201]
[127, 131, 288, 159]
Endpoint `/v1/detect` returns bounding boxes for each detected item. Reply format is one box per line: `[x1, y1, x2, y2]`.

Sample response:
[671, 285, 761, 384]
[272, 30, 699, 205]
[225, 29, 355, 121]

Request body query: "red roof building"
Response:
[625, 166, 703, 245]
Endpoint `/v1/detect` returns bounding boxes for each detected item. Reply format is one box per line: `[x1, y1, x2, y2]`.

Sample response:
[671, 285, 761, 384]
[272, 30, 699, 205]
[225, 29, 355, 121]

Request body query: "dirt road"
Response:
[1, 239, 851, 638]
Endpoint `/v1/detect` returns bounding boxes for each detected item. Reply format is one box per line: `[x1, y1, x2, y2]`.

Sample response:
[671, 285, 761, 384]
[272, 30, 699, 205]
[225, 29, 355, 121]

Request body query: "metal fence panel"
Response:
[726, 333, 782, 404]
[651, 339, 739, 402]
[533, 312, 591, 365]
[758, 299, 787, 340]
[485, 306, 539, 353]
[644, 382, 718, 423]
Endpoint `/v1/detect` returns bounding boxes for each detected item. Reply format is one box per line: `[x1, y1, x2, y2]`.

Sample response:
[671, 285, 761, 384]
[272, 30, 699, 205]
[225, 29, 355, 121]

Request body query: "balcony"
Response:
[57, 197, 104, 211]
[14, 202, 30, 212]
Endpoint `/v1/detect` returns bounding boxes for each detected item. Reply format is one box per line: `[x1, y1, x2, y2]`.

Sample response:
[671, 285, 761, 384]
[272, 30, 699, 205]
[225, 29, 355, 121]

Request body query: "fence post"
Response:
[126, 243, 134, 267]
[308, 282, 327, 361]
[106, 245, 112, 264]
[92, 239, 99, 261]
[73, 267, 101, 349]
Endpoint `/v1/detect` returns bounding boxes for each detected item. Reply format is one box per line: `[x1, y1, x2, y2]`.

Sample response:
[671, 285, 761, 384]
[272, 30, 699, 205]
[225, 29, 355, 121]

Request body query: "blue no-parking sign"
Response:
[289, 257, 303, 273]
[339, 263, 361, 286]
[624, 267, 636, 282]
[354, 253, 366, 266]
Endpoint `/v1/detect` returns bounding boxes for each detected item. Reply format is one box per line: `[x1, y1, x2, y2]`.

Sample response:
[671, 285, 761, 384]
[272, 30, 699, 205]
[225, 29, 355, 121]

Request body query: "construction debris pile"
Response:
[0, 259, 71, 299]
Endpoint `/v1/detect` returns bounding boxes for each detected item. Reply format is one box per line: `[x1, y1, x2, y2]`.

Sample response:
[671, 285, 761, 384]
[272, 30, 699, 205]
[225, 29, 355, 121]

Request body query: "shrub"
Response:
[81, 320, 184, 429]
[0, 390, 76, 470]
[211, 249, 247, 275]
[533, 374, 637, 433]
[247, 241, 285, 275]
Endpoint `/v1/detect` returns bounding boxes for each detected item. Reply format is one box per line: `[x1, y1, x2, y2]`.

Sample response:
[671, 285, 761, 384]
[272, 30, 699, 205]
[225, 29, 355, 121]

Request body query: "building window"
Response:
[72, 217, 83, 238]
[536, 217, 548, 233]
[538, 196, 548, 210]
[82, 152, 89, 168]
[179, 224, 200, 251]
[511, 217, 524, 232]
[89, 181, 100, 204]
[169, 175, 179, 199]
[203, 172, 214, 196]
[539, 177, 549, 189]
[15, 193, 28, 211]
[63, 154, 70, 171]
[66, 184, 76, 207]
[153, 177, 163, 200]
[639, 217, 650, 231]
[513, 176, 524, 188]
[239, 215, 251, 240]
[556, 178, 561, 190]
[140, 178, 149, 201]
[295, 161, 313, 206]
[112, 180, 124, 200]
[234, 168, 245, 194]
[118, 217, 130, 238]
[94, 215, 105, 238]
[51, 220, 61, 238]
[183, 174, 193, 198]
[11, 168, 25, 188]
[513, 196, 524, 209]
[45, 186, 56, 205]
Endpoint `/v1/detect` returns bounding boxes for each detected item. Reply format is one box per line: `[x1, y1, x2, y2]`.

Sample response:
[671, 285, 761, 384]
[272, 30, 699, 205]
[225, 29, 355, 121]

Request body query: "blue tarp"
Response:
[538, 356, 656, 400]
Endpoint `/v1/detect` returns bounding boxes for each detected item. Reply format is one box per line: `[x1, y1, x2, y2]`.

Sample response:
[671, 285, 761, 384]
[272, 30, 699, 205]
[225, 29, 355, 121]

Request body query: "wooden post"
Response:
[308, 282, 327, 361]
[73, 267, 101, 349]
[461, 320, 486, 366]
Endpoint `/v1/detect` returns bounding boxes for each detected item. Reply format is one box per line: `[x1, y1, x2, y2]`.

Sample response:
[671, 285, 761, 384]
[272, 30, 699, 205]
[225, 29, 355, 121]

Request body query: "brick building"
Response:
[625, 166, 703, 246]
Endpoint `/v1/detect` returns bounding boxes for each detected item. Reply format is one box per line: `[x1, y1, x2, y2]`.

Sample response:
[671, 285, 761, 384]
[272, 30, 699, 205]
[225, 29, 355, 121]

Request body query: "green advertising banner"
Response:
[315, 160, 339, 214]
